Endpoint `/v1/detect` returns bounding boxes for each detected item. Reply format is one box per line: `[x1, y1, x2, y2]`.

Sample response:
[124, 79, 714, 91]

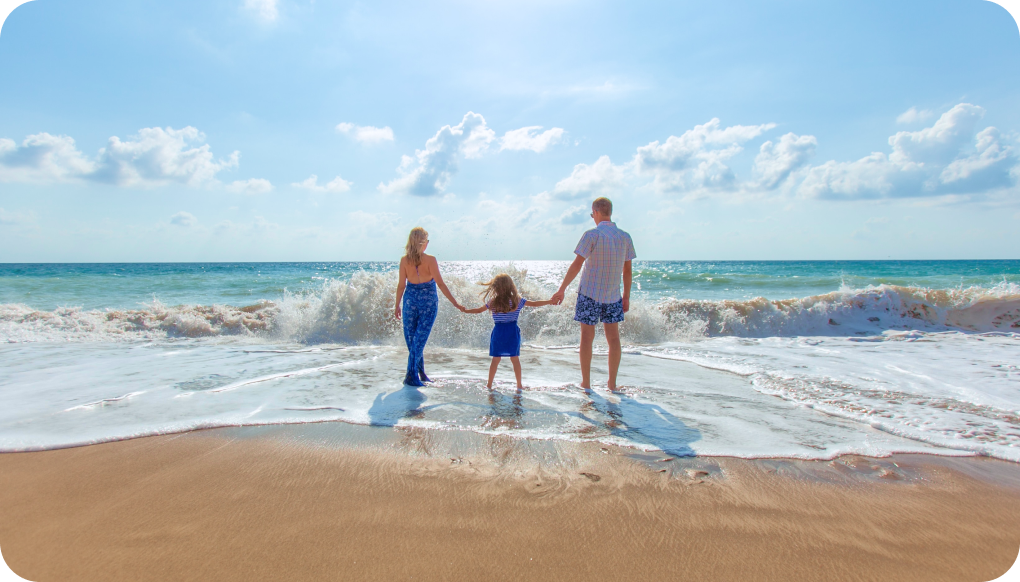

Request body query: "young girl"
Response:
[459, 273, 556, 389]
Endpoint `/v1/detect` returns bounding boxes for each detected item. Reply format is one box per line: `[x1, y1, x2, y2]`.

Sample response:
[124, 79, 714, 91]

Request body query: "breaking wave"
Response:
[2, 267, 1017, 344]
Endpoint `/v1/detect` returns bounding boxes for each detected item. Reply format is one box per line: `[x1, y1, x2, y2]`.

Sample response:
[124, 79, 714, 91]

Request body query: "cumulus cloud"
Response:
[243, 0, 277, 21]
[0, 133, 95, 183]
[170, 211, 197, 227]
[500, 126, 565, 152]
[0, 126, 241, 188]
[548, 118, 777, 199]
[633, 118, 775, 192]
[754, 133, 817, 189]
[226, 178, 273, 195]
[800, 103, 1016, 199]
[379, 112, 495, 197]
[292, 174, 352, 193]
[896, 107, 935, 125]
[91, 127, 240, 187]
[336, 122, 395, 144]
[559, 205, 589, 225]
[553, 155, 626, 199]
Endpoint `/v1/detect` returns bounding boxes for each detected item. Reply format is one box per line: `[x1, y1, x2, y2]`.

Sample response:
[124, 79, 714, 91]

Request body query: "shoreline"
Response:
[2, 423, 1020, 581]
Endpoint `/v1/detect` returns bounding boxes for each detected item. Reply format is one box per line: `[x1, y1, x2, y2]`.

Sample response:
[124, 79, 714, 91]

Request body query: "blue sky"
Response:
[0, 0, 1018, 261]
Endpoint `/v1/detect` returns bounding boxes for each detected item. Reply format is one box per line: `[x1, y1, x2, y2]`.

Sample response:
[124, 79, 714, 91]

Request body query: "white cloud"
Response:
[0, 133, 95, 183]
[514, 206, 543, 227]
[379, 112, 495, 197]
[500, 126, 565, 153]
[800, 103, 1016, 199]
[348, 210, 401, 237]
[0, 126, 241, 188]
[251, 216, 280, 234]
[754, 133, 817, 189]
[227, 178, 273, 194]
[92, 127, 239, 187]
[633, 118, 775, 192]
[292, 174, 351, 193]
[336, 122, 394, 144]
[243, 0, 277, 21]
[559, 205, 589, 225]
[553, 155, 626, 199]
[170, 211, 197, 227]
[896, 107, 935, 125]
[0, 207, 32, 225]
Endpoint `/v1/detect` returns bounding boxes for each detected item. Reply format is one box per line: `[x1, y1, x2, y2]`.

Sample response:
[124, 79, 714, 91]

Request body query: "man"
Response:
[551, 197, 635, 392]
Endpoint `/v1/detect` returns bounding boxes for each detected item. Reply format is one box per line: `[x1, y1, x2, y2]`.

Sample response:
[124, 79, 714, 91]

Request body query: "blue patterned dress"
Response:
[402, 279, 438, 386]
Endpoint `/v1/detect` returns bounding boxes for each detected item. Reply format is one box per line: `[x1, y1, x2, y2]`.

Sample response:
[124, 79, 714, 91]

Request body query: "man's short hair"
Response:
[592, 197, 613, 217]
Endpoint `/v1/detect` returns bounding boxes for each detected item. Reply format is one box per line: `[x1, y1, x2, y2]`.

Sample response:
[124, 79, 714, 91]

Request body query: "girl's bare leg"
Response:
[510, 356, 522, 389]
[487, 357, 501, 388]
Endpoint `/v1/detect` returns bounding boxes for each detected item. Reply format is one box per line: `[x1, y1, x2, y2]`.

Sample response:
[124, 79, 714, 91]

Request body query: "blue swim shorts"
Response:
[574, 293, 624, 326]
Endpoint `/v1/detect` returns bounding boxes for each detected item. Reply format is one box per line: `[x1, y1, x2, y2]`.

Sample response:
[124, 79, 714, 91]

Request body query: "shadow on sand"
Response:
[581, 389, 701, 457]
[367, 385, 429, 427]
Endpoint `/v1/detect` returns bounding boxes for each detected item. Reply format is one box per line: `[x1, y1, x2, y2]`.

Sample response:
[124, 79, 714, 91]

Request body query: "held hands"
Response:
[550, 290, 565, 305]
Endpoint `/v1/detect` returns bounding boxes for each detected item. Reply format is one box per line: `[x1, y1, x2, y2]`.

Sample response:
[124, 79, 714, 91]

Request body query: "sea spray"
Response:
[2, 267, 1017, 344]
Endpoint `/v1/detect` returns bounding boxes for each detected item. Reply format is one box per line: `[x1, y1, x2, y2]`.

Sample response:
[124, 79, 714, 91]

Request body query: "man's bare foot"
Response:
[486, 383, 493, 389]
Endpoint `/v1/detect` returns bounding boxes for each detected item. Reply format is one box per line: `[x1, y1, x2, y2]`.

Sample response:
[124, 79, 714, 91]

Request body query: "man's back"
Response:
[574, 221, 636, 304]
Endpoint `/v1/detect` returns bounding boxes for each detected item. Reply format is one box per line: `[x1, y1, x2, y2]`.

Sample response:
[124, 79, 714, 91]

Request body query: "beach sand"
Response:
[1, 423, 1019, 582]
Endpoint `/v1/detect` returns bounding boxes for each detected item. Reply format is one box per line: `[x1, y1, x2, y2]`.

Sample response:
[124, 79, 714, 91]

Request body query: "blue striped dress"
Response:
[488, 298, 526, 357]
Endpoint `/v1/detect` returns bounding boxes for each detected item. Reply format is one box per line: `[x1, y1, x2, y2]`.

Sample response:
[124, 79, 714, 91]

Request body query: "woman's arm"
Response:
[393, 258, 406, 319]
[429, 256, 462, 310]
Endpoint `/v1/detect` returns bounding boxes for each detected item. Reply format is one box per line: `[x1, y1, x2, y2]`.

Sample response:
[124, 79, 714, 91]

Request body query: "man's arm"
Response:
[551, 254, 585, 305]
[622, 260, 632, 313]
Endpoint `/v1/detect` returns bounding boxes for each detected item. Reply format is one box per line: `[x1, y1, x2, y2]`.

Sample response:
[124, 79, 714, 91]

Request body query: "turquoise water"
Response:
[1, 260, 1018, 461]
[2, 260, 1017, 311]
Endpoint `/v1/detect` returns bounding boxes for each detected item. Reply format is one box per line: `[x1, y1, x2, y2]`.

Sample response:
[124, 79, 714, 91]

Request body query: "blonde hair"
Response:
[404, 227, 428, 267]
[592, 197, 612, 217]
[479, 273, 521, 314]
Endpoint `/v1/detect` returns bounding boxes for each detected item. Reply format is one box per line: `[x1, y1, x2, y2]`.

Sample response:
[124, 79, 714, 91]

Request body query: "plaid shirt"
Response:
[574, 221, 636, 303]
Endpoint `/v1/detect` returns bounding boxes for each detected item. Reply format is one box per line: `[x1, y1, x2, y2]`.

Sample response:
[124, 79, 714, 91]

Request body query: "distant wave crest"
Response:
[2, 269, 1017, 344]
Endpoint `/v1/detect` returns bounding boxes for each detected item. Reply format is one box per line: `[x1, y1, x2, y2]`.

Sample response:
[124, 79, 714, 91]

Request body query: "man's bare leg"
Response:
[604, 322, 621, 391]
[579, 323, 595, 389]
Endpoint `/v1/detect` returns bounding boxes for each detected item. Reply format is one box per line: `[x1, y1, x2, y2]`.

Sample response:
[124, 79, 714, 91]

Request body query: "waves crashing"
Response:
[2, 267, 1018, 344]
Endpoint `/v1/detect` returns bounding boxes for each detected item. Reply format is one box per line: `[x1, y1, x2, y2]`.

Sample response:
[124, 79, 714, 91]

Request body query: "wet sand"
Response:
[1, 424, 1019, 582]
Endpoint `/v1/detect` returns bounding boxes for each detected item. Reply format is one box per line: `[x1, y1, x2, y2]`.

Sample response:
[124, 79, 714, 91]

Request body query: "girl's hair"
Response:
[404, 227, 428, 267]
[479, 273, 521, 313]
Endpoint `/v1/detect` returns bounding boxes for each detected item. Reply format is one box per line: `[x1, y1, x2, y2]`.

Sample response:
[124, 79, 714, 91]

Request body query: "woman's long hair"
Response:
[404, 227, 428, 267]
[479, 273, 521, 313]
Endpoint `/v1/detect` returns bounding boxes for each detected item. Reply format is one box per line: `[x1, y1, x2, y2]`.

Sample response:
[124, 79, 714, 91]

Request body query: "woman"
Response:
[394, 227, 463, 386]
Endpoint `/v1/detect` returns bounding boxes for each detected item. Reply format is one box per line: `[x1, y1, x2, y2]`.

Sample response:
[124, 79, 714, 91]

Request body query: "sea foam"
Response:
[2, 269, 1017, 344]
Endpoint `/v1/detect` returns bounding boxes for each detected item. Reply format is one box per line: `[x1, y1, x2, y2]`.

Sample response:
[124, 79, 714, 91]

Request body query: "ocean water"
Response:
[1, 261, 1018, 461]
